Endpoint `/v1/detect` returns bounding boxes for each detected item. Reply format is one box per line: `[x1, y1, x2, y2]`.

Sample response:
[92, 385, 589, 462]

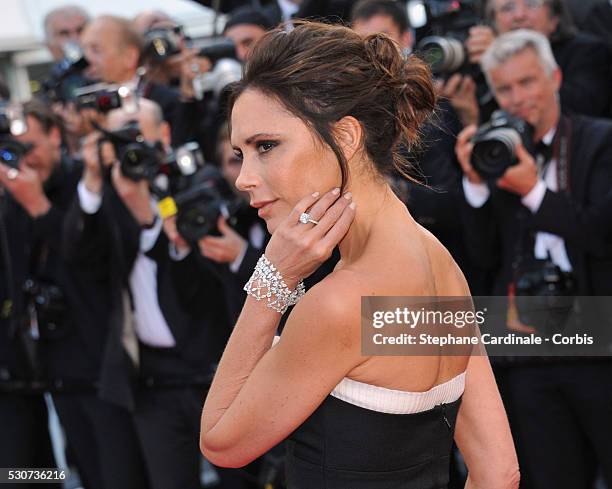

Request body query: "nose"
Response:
[234, 158, 259, 192]
[512, 1, 528, 19]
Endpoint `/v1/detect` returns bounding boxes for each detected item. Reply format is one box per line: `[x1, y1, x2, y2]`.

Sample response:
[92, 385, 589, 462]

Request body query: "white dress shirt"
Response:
[462, 128, 573, 272]
[77, 181, 177, 347]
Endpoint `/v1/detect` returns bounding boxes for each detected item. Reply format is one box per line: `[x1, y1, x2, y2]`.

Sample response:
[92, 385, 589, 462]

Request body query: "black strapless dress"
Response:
[285, 378, 463, 489]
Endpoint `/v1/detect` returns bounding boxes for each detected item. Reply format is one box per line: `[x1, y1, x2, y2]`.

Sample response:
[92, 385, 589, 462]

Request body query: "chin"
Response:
[265, 218, 280, 235]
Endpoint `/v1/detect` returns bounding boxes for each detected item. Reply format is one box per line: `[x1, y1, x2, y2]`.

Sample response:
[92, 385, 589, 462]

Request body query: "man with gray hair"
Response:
[455, 29, 612, 489]
[43, 5, 90, 61]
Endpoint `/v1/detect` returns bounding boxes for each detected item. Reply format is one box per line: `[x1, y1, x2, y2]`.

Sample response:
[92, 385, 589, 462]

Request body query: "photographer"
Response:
[455, 30, 612, 488]
[43, 5, 90, 62]
[65, 97, 230, 489]
[81, 15, 182, 139]
[0, 101, 148, 489]
[462, 0, 612, 118]
[223, 7, 274, 63]
[0, 102, 64, 489]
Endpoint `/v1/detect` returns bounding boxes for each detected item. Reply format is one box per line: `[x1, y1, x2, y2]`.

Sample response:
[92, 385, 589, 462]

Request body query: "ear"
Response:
[125, 45, 141, 72]
[160, 121, 171, 149]
[400, 30, 413, 51]
[48, 125, 62, 149]
[552, 67, 562, 92]
[333, 116, 363, 162]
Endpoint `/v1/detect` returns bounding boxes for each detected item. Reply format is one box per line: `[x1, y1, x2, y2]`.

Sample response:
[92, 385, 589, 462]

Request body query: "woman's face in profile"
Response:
[231, 89, 342, 233]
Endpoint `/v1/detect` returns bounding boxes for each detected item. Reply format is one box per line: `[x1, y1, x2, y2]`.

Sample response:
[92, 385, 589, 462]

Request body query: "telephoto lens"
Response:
[471, 111, 534, 179]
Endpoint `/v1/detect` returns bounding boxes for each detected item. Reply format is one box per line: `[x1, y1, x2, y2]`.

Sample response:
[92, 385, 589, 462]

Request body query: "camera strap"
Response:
[554, 116, 572, 194]
[511, 116, 573, 279]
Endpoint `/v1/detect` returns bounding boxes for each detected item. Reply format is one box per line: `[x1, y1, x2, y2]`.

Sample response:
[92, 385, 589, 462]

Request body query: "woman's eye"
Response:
[257, 141, 277, 153]
[233, 150, 243, 160]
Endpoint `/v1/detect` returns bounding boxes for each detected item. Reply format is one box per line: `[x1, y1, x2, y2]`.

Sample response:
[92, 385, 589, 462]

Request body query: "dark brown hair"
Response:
[23, 99, 62, 134]
[227, 21, 436, 190]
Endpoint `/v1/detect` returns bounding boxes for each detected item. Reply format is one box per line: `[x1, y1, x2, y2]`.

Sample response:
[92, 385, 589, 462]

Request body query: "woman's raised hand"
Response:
[264, 188, 356, 288]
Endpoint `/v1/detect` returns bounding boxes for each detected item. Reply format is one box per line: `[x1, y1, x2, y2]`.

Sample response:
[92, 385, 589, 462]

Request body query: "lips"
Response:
[251, 199, 278, 218]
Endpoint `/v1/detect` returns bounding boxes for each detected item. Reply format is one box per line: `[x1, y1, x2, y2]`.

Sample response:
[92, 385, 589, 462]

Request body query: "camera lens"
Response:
[472, 128, 521, 179]
[417, 36, 465, 74]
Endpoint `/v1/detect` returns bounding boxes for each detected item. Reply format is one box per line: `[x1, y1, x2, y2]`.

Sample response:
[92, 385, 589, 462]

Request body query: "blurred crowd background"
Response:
[0, 0, 611, 488]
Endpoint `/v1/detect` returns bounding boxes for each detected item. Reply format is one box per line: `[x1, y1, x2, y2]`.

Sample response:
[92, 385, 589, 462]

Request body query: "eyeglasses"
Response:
[497, 0, 547, 13]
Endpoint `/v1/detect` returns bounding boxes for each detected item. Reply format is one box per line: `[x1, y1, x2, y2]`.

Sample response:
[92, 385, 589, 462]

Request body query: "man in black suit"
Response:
[0, 101, 147, 489]
[455, 29, 612, 489]
[66, 97, 231, 489]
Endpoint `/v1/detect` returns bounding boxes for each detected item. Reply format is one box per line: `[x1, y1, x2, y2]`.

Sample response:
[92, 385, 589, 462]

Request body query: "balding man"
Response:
[81, 15, 182, 140]
[44, 5, 90, 61]
[132, 9, 174, 34]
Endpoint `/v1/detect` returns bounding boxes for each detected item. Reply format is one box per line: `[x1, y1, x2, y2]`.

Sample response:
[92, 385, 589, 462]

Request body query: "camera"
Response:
[192, 37, 237, 64]
[156, 141, 205, 196]
[23, 279, 67, 339]
[513, 256, 576, 337]
[42, 42, 91, 103]
[411, 0, 483, 75]
[74, 83, 139, 114]
[143, 25, 184, 64]
[471, 110, 534, 180]
[173, 165, 242, 242]
[0, 103, 30, 168]
[101, 121, 165, 182]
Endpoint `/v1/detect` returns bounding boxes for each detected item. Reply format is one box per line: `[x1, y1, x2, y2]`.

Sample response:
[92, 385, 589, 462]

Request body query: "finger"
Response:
[310, 191, 353, 237]
[514, 142, 532, 161]
[443, 74, 462, 97]
[320, 201, 356, 250]
[200, 236, 226, 247]
[459, 76, 475, 94]
[217, 215, 231, 235]
[303, 187, 342, 223]
[457, 124, 478, 145]
[286, 190, 324, 225]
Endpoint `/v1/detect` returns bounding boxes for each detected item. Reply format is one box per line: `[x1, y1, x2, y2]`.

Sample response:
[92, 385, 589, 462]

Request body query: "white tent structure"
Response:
[0, 0, 217, 100]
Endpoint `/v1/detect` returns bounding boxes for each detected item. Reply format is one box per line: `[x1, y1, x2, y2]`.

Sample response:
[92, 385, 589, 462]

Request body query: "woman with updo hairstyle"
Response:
[201, 21, 519, 489]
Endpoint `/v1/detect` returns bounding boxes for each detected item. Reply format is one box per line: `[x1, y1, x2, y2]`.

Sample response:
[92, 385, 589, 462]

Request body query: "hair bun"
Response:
[364, 33, 436, 148]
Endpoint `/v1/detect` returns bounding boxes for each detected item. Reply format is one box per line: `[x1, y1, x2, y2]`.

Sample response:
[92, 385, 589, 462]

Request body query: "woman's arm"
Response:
[455, 354, 520, 489]
[200, 188, 357, 467]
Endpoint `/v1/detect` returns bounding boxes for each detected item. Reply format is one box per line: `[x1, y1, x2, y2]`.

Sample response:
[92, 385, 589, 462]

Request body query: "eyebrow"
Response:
[232, 133, 281, 148]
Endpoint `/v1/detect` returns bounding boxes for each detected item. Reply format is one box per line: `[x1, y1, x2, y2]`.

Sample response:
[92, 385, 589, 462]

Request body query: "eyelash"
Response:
[257, 141, 277, 154]
[233, 141, 278, 160]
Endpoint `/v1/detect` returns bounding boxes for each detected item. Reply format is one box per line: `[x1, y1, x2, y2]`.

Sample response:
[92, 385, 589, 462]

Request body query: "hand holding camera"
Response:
[465, 26, 495, 64]
[438, 73, 479, 127]
[455, 124, 484, 184]
[496, 143, 539, 196]
[0, 162, 51, 217]
[456, 110, 539, 195]
[81, 130, 115, 194]
[111, 162, 156, 227]
[198, 215, 247, 264]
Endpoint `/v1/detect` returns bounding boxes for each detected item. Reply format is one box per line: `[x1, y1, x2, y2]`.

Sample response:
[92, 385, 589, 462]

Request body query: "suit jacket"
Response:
[461, 114, 612, 296]
[552, 32, 612, 118]
[63, 184, 230, 410]
[0, 159, 107, 386]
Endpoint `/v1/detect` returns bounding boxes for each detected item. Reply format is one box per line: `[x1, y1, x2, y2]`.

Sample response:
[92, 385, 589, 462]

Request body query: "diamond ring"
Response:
[299, 212, 319, 225]
[6, 168, 19, 181]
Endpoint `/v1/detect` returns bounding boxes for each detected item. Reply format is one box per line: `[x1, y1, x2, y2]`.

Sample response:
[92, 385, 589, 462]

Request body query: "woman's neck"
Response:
[338, 176, 400, 265]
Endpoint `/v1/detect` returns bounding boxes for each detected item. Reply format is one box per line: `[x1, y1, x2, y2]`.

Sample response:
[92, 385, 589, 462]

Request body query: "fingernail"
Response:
[349, 202, 356, 209]
[312, 191, 320, 197]
[344, 192, 352, 200]
[332, 187, 340, 195]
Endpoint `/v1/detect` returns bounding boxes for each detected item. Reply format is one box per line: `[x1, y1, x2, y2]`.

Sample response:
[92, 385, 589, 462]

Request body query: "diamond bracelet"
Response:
[244, 255, 306, 314]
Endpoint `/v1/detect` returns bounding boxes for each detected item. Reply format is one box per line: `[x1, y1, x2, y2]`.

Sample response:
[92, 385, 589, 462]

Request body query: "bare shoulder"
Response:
[283, 269, 369, 352]
[417, 225, 471, 296]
